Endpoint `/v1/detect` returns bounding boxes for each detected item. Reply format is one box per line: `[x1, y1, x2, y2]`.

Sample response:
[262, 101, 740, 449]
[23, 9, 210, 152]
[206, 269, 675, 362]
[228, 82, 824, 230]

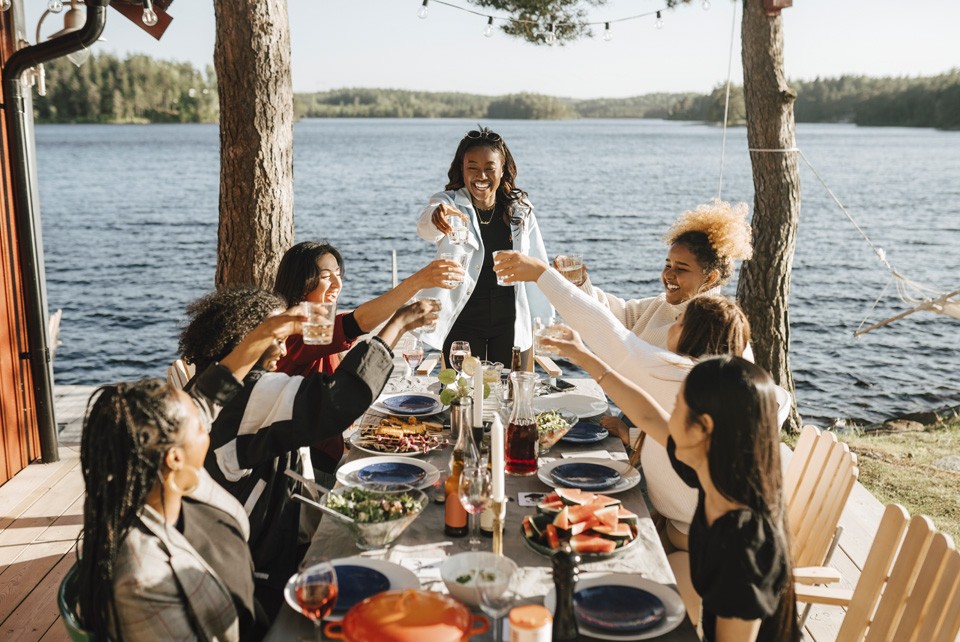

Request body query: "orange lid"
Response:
[509, 605, 552, 630]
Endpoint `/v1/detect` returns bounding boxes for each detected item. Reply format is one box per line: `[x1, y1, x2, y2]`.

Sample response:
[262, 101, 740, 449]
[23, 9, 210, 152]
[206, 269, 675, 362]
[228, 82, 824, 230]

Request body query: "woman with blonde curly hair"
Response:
[566, 199, 753, 349]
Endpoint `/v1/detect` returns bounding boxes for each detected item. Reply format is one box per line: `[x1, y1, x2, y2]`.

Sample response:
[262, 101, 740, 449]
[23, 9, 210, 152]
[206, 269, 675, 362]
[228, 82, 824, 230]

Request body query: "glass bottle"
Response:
[505, 371, 538, 476]
[551, 543, 580, 641]
[504, 346, 521, 404]
[445, 397, 476, 537]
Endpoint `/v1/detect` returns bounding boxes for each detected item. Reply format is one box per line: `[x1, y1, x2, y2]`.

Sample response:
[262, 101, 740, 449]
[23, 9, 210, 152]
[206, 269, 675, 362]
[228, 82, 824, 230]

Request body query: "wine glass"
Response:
[294, 559, 338, 640]
[458, 463, 492, 551]
[477, 566, 517, 642]
[401, 338, 424, 389]
[449, 340, 471, 374]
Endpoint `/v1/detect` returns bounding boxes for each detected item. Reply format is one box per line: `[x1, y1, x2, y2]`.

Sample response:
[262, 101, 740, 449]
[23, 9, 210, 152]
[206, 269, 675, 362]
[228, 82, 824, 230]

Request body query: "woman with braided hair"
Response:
[78, 310, 304, 641]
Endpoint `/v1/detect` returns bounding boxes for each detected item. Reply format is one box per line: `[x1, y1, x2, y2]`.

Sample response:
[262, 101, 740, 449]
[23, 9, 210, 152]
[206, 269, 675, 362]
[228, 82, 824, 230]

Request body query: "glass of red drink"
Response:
[505, 371, 539, 476]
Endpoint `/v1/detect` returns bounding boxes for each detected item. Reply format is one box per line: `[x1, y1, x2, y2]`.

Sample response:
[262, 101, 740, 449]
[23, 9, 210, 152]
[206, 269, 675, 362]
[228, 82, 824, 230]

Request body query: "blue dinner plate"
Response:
[549, 462, 621, 491]
[575, 585, 666, 633]
[381, 394, 441, 415]
[356, 462, 427, 485]
[561, 421, 610, 444]
[332, 565, 391, 613]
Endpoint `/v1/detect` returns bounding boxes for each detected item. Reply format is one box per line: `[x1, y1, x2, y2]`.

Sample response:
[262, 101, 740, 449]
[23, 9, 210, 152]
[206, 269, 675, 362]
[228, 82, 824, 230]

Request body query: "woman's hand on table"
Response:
[413, 258, 464, 290]
[601, 416, 631, 448]
[432, 203, 469, 236]
[493, 251, 548, 284]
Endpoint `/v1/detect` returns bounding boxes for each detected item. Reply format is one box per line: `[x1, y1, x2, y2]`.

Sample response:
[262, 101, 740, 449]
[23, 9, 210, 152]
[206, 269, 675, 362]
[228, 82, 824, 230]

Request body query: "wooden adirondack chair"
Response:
[786, 425, 859, 583]
[166, 358, 195, 390]
[796, 504, 960, 642]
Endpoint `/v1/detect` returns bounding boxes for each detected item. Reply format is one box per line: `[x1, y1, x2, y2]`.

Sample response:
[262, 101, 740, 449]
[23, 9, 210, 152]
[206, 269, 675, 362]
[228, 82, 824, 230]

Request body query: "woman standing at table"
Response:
[416, 126, 552, 364]
[536, 340, 800, 642]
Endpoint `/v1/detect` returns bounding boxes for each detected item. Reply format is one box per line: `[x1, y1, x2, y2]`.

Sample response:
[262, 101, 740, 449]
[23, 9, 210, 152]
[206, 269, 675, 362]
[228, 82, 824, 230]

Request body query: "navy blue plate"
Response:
[381, 394, 441, 414]
[575, 585, 666, 633]
[561, 422, 609, 444]
[356, 462, 427, 485]
[549, 462, 621, 491]
[332, 565, 391, 613]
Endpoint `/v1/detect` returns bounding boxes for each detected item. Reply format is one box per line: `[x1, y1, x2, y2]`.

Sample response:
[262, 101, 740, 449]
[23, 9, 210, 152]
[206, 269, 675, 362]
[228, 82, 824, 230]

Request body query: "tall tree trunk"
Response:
[737, 0, 802, 433]
[213, 0, 294, 288]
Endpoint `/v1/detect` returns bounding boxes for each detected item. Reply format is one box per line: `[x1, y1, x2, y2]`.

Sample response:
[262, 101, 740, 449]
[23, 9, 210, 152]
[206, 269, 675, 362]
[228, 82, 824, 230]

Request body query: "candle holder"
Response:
[491, 499, 507, 555]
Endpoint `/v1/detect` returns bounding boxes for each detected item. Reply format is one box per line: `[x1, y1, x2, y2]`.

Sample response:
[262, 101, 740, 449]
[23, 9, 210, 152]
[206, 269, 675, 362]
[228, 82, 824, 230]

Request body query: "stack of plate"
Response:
[372, 393, 444, 417]
[337, 456, 440, 490]
[538, 457, 641, 494]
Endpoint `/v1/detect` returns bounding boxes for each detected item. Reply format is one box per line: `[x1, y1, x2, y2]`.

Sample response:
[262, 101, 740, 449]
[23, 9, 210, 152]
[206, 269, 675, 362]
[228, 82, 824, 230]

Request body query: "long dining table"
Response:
[265, 372, 699, 641]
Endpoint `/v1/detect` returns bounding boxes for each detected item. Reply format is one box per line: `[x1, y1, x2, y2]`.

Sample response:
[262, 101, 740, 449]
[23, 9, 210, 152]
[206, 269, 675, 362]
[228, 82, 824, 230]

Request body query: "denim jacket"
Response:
[416, 188, 554, 351]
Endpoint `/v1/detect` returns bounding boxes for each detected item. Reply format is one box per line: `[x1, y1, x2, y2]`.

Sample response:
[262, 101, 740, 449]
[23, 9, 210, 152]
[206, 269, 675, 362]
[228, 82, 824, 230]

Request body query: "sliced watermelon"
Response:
[570, 533, 617, 554]
[592, 523, 634, 541]
[543, 491, 561, 503]
[593, 505, 620, 530]
[545, 524, 561, 550]
[570, 516, 599, 536]
[537, 499, 565, 515]
[567, 501, 608, 524]
[617, 507, 639, 526]
[592, 493, 622, 508]
[531, 513, 553, 536]
[555, 488, 597, 506]
[522, 515, 536, 539]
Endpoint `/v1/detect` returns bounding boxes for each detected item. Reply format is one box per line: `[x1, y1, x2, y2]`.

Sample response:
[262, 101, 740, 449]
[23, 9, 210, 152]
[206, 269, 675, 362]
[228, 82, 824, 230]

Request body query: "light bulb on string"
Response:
[417, 0, 429, 19]
[0, 0, 11, 11]
[545, 23, 556, 45]
[602, 22, 612, 42]
[142, 7, 158, 26]
[702, 0, 711, 9]
[47, 0, 63, 13]
[655, 11, 663, 30]
[483, 16, 494, 38]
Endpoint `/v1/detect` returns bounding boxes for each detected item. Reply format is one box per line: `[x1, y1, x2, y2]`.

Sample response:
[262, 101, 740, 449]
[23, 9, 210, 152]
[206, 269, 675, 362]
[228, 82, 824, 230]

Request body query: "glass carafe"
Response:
[505, 372, 538, 476]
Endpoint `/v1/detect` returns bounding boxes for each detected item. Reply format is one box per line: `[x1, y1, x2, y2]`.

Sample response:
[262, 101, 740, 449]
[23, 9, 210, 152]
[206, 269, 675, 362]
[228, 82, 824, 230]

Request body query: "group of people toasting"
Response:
[77, 126, 799, 642]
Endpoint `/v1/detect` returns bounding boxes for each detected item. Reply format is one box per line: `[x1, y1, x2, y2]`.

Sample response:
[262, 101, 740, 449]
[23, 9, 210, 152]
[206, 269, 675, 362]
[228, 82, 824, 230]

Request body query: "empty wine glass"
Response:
[293, 559, 338, 640]
[401, 338, 424, 388]
[477, 566, 517, 642]
[458, 463, 492, 550]
[449, 340, 470, 374]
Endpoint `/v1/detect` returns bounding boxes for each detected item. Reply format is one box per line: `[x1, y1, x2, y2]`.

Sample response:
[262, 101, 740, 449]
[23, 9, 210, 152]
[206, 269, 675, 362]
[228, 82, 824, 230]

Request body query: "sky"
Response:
[26, 0, 960, 99]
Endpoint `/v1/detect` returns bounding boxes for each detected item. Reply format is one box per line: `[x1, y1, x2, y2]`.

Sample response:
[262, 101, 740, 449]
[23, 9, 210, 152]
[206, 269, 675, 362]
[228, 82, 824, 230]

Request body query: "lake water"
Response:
[35, 119, 960, 425]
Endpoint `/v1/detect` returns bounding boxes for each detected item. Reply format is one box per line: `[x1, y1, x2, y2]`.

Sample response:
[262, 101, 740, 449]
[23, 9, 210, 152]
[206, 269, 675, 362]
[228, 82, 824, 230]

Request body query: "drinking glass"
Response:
[491, 250, 516, 287]
[555, 253, 584, 285]
[293, 559, 338, 640]
[401, 338, 424, 388]
[440, 252, 466, 287]
[415, 296, 440, 332]
[533, 316, 561, 356]
[447, 216, 467, 245]
[477, 568, 517, 642]
[449, 340, 471, 374]
[458, 463, 492, 550]
[302, 301, 337, 345]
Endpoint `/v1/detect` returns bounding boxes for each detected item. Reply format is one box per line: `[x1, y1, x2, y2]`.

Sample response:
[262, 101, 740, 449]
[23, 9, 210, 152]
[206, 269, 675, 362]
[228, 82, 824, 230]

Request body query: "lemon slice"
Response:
[460, 355, 480, 377]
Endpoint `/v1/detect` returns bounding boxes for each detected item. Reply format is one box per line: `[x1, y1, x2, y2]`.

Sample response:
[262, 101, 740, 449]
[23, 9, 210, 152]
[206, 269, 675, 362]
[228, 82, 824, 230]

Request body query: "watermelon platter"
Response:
[520, 487, 641, 560]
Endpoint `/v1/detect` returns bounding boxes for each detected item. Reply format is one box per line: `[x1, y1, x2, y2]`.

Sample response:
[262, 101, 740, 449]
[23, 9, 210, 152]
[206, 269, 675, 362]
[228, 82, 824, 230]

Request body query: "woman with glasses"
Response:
[416, 126, 553, 364]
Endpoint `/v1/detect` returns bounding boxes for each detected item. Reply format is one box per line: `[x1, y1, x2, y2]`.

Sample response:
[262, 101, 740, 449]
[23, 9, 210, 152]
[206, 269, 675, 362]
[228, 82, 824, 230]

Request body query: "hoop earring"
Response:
[167, 465, 201, 496]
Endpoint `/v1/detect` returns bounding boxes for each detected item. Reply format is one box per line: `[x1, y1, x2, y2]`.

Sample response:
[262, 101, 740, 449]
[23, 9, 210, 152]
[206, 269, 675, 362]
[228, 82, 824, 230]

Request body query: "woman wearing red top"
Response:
[273, 241, 461, 480]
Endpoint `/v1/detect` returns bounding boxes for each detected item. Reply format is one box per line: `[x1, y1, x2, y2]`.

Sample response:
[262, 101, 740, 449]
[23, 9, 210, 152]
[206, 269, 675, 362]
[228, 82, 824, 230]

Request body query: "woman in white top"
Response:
[493, 256, 789, 551]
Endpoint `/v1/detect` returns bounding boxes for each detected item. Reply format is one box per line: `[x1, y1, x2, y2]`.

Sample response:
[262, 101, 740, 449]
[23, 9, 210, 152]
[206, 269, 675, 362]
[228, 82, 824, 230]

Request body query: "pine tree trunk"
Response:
[737, 0, 803, 433]
[213, 0, 294, 288]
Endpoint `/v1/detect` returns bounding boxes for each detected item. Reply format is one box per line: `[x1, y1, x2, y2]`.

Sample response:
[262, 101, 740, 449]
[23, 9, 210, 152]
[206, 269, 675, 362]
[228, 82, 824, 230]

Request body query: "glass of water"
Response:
[533, 316, 561, 356]
[555, 253, 584, 285]
[302, 302, 337, 345]
[447, 216, 467, 245]
[440, 252, 466, 287]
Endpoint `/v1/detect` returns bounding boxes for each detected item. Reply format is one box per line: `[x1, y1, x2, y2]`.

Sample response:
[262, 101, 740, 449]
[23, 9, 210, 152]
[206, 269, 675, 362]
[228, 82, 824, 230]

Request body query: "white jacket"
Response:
[416, 188, 554, 351]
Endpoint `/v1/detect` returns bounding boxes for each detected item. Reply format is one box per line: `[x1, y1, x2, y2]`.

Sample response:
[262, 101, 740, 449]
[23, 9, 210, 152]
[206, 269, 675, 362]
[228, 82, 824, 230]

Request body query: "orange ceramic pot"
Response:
[324, 589, 488, 642]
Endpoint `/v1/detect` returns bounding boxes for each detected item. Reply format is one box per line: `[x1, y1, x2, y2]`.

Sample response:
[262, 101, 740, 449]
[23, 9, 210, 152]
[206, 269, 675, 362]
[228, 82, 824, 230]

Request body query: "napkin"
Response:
[560, 450, 629, 461]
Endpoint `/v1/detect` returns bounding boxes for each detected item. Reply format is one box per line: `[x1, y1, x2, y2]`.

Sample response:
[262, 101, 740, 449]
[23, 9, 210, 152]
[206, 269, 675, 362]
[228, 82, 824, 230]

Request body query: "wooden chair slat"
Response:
[788, 430, 836, 538]
[893, 532, 952, 642]
[921, 540, 960, 642]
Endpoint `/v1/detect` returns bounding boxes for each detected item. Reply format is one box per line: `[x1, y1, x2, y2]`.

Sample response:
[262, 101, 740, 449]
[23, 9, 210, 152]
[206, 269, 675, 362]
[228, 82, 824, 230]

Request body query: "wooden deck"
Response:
[0, 385, 888, 641]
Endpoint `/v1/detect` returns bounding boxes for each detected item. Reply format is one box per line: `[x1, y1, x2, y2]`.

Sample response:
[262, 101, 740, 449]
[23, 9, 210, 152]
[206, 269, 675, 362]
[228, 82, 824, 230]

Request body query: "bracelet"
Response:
[596, 368, 612, 385]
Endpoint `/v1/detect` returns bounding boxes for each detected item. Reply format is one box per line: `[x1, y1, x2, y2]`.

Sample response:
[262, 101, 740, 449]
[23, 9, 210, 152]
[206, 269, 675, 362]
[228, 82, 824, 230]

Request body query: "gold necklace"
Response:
[475, 205, 496, 225]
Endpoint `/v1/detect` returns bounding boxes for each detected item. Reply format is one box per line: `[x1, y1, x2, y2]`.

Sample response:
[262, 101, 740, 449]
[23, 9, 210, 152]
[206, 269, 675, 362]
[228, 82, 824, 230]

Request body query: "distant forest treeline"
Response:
[34, 54, 960, 131]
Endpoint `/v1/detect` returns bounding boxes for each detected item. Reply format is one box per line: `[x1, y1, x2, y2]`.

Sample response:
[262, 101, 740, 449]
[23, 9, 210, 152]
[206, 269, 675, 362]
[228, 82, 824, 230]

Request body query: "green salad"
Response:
[325, 487, 423, 524]
[456, 569, 499, 585]
[537, 410, 570, 434]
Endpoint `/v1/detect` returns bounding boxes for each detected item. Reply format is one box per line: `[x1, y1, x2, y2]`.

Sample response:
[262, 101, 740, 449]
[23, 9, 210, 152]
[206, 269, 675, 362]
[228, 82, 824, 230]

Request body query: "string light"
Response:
[484, 16, 494, 38]
[141, 0, 158, 26]
[603, 22, 612, 42]
[0, 0, 11, 11]
[702, 0, 711, 9]
[417, 0, 429, 19]
[47, 0, 63, 12]
[656, 10, 664, 29]
[545, 23, 556, 44]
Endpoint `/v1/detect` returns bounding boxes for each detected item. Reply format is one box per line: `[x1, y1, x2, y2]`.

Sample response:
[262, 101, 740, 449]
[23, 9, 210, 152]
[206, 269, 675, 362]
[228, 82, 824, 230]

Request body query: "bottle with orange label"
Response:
[444, 397, 475, 537]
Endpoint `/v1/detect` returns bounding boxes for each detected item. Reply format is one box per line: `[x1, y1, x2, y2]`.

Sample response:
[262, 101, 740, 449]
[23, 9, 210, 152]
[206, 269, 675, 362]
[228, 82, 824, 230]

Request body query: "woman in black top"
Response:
[540, 328, 800, 642]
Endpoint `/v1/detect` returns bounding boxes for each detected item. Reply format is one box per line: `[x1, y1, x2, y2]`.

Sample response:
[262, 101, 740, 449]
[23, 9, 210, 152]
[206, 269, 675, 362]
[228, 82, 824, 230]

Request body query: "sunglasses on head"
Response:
[464, 128, 502, 143]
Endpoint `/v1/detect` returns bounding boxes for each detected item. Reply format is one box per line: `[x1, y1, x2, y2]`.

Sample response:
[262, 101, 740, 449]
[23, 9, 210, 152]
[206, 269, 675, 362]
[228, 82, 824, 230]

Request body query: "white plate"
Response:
[372, 391, 444, 417]
[534, 393, 608, 419]
[284, 557, 420, 622]
[543, 573, 686, 640]
[537, 457, 640, 495]
[348, 429, 445, 457]
[337, 456, 441, 490]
